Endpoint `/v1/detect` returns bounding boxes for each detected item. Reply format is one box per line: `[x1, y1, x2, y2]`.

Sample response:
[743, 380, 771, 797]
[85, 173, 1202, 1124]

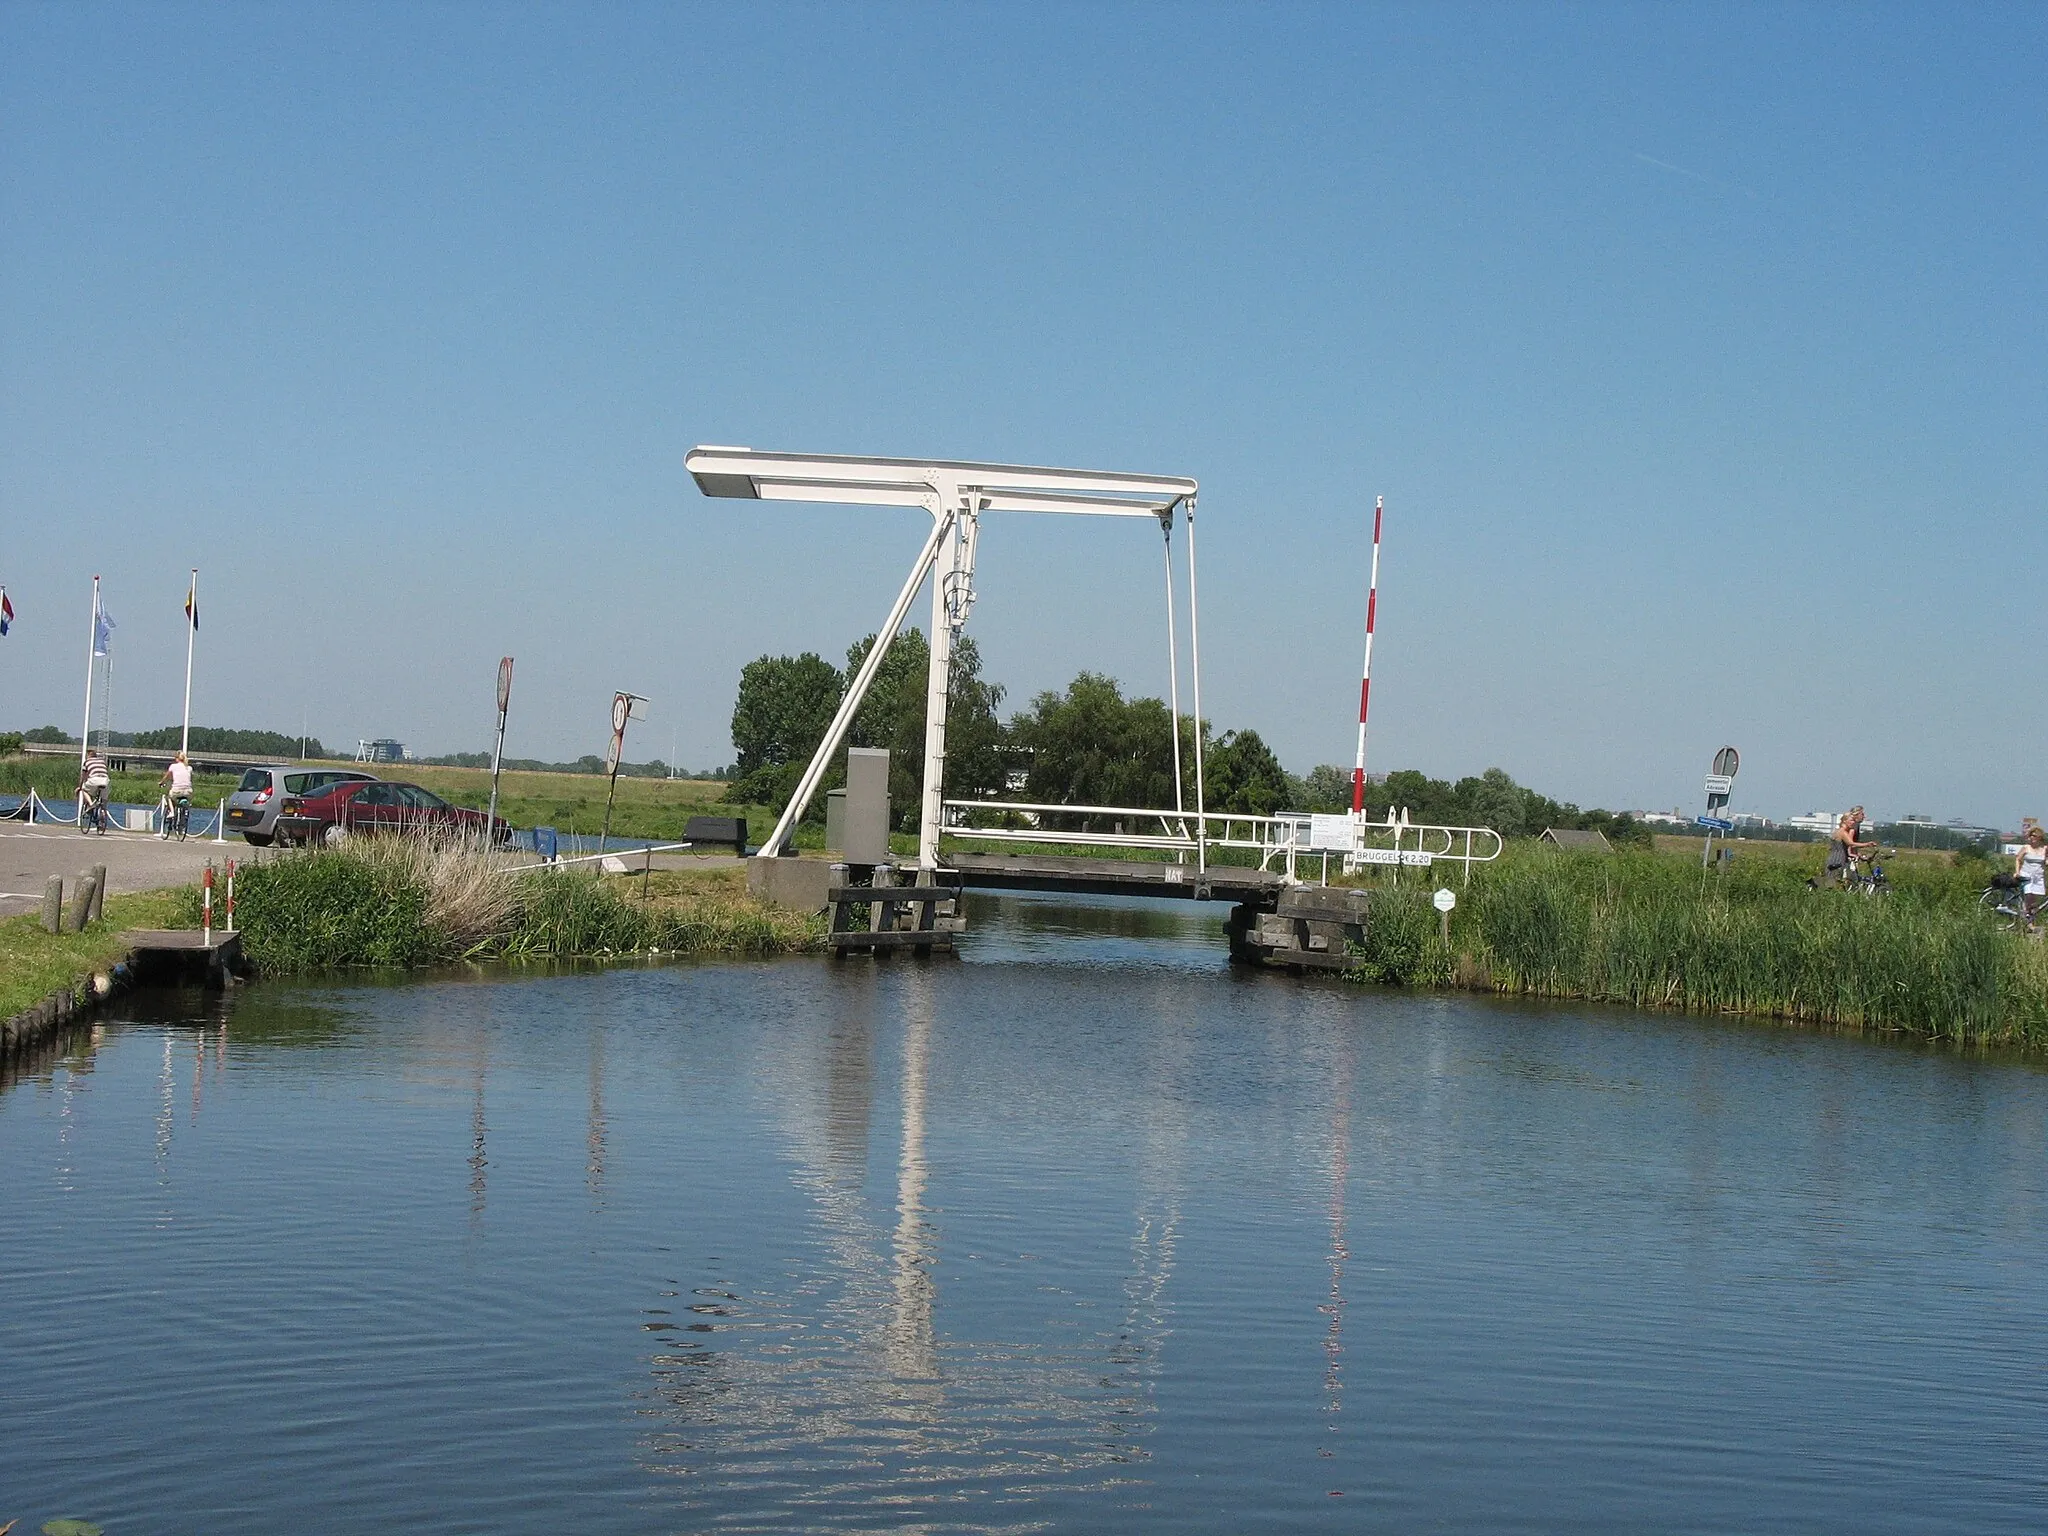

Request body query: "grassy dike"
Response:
[0, 889, 190, 1021]
[164, 841, 823, 971]
[1345, 845, 2047, 1047]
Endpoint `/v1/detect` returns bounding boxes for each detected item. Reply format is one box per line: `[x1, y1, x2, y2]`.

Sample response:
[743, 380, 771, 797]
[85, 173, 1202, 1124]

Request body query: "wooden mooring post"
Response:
[824, 862, 962, 956]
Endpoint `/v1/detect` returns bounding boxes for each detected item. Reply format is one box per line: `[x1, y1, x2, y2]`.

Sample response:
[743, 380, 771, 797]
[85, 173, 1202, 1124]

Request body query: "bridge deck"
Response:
[942, 851, 1284, 904]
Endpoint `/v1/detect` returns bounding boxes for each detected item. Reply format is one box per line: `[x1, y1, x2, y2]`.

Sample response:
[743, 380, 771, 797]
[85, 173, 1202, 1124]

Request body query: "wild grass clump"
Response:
[207, 840, 821, 973]
[1355, 846, 2048, 1047]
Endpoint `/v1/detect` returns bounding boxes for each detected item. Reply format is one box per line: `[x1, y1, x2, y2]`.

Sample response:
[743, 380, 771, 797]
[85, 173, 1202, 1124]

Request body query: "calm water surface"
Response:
[6, 893, 2048, 1533]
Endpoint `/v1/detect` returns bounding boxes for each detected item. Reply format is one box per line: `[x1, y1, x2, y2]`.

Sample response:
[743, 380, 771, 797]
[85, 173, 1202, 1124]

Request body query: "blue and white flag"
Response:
[93, 605, 115, 656]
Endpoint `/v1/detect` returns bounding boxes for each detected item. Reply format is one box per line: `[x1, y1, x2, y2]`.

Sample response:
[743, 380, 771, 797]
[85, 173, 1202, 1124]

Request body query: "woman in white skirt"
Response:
[2015, 826, 2047, 933]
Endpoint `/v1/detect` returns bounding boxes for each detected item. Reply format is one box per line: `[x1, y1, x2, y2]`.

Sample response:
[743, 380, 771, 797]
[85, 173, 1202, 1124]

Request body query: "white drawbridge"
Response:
[688, 445, 1502, 886]
[689, 447, 1204, 876]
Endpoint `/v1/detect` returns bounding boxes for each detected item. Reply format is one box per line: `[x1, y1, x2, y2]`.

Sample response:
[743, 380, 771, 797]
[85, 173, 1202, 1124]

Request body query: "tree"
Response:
[729, 651, 844, 803]
[1205, 728, 1293, 815]
[1009, 673, 1181, 816]
[24, 725, 70, 744]
[1298, 763, 1354, 814]
[844, 628, 1008, 829]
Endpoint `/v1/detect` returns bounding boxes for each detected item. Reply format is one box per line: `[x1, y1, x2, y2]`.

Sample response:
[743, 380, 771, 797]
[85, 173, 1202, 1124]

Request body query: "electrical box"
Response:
[843, 748, 890, 865]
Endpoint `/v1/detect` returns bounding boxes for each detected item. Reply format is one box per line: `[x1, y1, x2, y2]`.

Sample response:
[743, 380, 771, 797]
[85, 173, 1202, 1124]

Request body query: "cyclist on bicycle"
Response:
[158, 751, 194, 839]
[78, 750, 111, 833]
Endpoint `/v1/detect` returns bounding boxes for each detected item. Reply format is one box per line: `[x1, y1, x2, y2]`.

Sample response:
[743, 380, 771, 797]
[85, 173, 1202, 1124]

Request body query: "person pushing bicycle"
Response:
[1818, 806, 1877, 889]
[2014, 826, 2046, 933]
[158, 751, 194, 839]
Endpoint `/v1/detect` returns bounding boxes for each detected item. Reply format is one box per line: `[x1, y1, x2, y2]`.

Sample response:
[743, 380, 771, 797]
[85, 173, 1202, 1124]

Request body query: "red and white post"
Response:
[225, 859, 236, 934]
[1351, 496, 1383, 820]
[202, 862, 215, 944]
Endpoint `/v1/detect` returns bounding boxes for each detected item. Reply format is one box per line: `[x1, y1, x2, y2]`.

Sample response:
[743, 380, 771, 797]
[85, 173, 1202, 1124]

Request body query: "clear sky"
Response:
[2, 3, 2041, 826]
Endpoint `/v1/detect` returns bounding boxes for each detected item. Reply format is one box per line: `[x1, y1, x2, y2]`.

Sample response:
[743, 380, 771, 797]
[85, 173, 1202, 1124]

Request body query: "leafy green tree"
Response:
[23, 725, 71, 744]
[1298, 763, 1354, 814]
[1205, 728, 1293, 815]
[844, 628, 1008, 828]
[1010, 673, 1182, 816]
[729, 651, 843, 803]
[132, 725, 327, 758]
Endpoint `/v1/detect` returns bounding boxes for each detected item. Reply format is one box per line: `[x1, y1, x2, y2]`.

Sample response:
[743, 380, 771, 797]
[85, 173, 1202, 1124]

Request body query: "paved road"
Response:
[0, 824, 234, 918]
[1, 829, 753, 921]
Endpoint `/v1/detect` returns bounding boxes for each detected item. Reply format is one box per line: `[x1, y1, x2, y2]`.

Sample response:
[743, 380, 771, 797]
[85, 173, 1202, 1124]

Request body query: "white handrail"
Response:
[938, 798, 1504, 881]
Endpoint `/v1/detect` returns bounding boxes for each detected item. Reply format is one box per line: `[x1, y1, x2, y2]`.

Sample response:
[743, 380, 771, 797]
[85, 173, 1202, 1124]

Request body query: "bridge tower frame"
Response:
[687, 447, 1203, 876]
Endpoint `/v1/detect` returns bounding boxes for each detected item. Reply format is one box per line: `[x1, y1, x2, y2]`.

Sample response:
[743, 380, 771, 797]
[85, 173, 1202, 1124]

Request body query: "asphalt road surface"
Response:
[1, 827, 750, 921]
[0, 823, 235, 919]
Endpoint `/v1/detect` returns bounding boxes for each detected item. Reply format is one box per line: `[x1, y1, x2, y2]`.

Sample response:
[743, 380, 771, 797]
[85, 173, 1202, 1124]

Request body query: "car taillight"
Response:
[281, 798, 301, 814]
[254, 788, 272, 804]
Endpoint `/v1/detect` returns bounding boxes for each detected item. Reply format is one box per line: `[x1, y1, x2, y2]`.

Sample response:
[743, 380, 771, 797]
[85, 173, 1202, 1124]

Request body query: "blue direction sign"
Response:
[1696, 815, 1734, 832]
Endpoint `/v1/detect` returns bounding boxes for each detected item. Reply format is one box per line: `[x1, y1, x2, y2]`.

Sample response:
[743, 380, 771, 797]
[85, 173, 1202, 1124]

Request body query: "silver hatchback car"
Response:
[226, 765, 378, 845]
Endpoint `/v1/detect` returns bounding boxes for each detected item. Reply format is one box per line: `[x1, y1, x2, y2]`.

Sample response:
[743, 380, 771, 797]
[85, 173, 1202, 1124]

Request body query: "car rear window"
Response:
[237, 769, 272, 793]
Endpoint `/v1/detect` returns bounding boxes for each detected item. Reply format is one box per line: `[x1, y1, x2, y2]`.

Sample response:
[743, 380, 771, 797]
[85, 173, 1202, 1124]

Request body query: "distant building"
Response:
[356, 738, 406, 764]
[1731, 812, 1775, 829]
[1787, 811, 1840, 836]
[1636, 810, 1689, 827]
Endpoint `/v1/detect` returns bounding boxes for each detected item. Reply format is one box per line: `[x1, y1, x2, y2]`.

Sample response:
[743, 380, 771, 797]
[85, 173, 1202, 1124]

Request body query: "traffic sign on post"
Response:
[1701, 746, 1741, 869]
[485, 656, 515, 848]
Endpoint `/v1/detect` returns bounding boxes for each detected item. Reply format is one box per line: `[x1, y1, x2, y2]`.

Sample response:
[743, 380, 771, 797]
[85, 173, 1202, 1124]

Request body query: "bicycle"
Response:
[1980, 872, 2036, 935]
[159, 792, 192, 841]
[1842, 854, 1889, 897]
[79, 784, 110, 836]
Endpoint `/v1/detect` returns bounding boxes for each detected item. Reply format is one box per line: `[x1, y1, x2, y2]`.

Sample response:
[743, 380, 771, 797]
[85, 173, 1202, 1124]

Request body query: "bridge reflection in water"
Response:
[635, 955, 1220, 1510]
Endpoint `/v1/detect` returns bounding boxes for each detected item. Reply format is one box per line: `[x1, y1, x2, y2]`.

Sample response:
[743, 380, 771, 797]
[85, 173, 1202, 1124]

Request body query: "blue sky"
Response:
[2, 3, 2041, 825]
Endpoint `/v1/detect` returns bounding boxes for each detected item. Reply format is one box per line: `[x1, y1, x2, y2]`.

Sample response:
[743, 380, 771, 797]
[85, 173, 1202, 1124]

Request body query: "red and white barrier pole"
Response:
[202, 862, 214, 944]
[225, 858, 236, 933]
[1351, 496, 1383, 819]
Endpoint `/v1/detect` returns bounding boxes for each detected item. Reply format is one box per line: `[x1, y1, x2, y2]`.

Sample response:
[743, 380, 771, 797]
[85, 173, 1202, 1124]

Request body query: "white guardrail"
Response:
[939, 800, 1503, 882]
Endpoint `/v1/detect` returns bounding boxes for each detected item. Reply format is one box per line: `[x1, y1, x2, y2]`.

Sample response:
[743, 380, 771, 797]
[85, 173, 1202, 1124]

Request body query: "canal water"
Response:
[6, 893, 2048, 1533]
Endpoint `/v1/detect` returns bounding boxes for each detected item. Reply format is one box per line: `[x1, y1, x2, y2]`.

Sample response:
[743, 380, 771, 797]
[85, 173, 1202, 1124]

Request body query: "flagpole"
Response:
[79, 576, 100, 772]
[181, 569, 198, 757]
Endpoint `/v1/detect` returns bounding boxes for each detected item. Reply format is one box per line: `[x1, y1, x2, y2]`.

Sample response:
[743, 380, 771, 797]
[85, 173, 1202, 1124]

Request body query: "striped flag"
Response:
[93, 604, 114, 655]
[184, 577, 199, 631]
[0, 588, 12, 636]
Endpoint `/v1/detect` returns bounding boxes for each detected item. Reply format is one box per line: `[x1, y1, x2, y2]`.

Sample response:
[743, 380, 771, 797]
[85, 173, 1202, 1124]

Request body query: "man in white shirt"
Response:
[78, 751, 111, 833]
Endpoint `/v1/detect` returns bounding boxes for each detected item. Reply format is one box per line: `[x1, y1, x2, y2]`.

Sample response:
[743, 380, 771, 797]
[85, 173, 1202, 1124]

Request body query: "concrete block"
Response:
[747, 855, 833, 912]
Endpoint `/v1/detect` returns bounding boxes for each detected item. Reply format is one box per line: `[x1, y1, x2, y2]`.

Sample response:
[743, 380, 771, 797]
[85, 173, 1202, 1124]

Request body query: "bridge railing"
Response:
[938, 800, 1504, 882]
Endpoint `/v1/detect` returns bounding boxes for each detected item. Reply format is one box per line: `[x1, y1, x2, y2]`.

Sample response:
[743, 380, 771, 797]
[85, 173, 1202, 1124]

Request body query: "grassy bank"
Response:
[180, 842, 822, 972]
[1346, 845, 2047, 1046]
[0, 888, 190, 1020]
[0, 756, 241, 809]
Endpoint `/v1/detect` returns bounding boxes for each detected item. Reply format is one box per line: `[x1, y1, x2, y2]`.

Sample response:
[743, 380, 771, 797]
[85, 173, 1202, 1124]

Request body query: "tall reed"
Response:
[200, 841, 820, 972]
[1355, 847, 2047, 1047]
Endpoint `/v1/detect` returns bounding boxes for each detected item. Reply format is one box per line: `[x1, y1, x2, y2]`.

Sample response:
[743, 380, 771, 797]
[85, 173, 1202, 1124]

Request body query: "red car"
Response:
[275, 780, 511, 848]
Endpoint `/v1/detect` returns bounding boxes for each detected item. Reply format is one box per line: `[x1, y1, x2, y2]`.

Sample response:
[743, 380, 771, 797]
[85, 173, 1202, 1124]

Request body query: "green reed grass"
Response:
[1349, 846, 2048, 1047]
[197, 843, 821, 972]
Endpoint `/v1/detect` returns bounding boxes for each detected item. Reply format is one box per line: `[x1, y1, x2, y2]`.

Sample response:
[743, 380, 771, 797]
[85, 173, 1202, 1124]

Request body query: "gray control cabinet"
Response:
[843, 748, 891, 865]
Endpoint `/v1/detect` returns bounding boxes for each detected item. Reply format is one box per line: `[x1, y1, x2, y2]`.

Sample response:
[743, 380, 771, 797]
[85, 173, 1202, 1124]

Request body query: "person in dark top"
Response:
[1818, 806, 1876, 888]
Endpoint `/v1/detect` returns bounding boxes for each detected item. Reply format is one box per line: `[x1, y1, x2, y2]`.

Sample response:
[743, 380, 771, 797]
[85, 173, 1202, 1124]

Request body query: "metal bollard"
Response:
[42, 876, 63, 934]
[68, 872, 99, 932]
[90, 863, 108, 924]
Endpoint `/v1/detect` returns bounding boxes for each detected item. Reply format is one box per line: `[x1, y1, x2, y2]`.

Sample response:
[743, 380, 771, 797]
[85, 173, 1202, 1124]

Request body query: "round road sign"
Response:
[1712, 746, 1740, 778]
[611, 693, 630, 734]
